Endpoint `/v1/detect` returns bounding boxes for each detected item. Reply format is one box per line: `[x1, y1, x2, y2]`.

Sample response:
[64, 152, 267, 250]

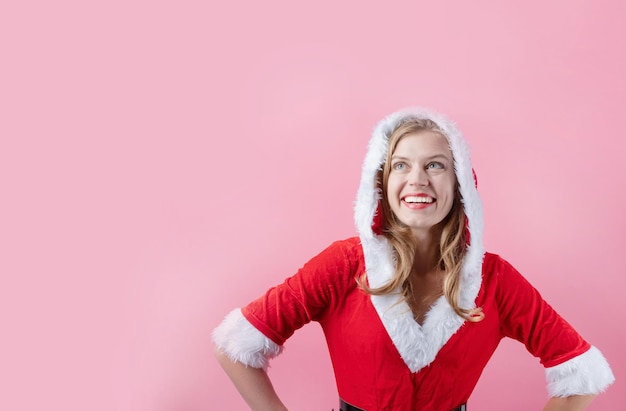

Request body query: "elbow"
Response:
[213, 343, 224, 358]
[544, 394, 596, 411]
[213, 343, 234, 368]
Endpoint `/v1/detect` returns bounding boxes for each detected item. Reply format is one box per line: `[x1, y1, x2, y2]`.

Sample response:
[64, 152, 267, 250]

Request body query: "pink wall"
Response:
[1, 1, 624, 410]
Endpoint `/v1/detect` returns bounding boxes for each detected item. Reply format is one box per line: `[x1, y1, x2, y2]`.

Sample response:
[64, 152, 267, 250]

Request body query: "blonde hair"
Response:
[358, 118, 483, 322]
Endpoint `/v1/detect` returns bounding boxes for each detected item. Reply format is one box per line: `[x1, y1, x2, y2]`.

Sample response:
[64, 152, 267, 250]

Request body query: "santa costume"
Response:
[213, 108, 614, 410]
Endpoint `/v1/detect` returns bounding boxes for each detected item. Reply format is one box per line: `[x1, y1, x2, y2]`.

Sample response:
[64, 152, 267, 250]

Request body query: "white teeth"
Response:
[404, 196, 434, 203]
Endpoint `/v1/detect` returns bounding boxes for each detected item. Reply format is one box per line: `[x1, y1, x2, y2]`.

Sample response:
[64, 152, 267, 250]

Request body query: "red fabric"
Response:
[242, 238, 589, 411]
[371, 203, 384, 235]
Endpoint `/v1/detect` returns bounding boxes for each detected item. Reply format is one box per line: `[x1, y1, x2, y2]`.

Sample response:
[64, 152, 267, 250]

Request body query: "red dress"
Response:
[239, 237, 604, 411]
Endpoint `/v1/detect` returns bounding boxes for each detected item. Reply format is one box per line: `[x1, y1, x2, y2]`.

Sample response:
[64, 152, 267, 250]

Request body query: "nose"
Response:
[408, 167, 429, 186]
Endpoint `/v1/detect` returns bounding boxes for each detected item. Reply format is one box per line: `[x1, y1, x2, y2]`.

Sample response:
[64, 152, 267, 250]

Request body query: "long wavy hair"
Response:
[358, 118, 483, 322]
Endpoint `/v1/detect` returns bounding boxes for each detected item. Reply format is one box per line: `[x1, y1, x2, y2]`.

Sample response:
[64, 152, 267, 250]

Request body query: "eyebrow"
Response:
[391, 154, 452, 162]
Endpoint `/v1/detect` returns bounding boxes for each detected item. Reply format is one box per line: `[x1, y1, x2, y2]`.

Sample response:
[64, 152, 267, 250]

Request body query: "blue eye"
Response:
[426, 162, 444, 170]
[392, 162, 407, 171]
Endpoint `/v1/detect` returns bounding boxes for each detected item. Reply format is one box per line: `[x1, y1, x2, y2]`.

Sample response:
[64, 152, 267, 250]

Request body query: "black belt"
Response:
[339, 398, 467, 411]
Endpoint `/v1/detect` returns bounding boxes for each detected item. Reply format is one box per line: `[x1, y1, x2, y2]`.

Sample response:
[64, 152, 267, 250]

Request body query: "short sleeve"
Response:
[495, 258, 614, 396]
[212, 238, 360, 369]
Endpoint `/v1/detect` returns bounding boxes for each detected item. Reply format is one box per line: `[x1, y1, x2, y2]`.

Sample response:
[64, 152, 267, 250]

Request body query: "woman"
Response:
[212, 108, 614, 410]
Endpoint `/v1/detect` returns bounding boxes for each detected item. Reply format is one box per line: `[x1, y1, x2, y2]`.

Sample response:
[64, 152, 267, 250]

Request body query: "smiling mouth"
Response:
[403, 196, 435, 204]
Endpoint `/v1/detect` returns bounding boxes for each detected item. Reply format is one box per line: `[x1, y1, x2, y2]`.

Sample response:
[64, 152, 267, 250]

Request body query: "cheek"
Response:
[438, 182, 456, 210]
[443, 176, 456, 198]
[385, 176, 397, 195]
[446, 183, 456, 199]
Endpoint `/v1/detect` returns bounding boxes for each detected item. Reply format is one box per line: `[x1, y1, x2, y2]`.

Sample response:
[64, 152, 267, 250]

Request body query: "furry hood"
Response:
[354, 107, 485, 372]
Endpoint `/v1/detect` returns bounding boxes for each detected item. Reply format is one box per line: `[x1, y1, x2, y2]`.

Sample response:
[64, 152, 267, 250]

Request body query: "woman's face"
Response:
[386, 131, 456, 239]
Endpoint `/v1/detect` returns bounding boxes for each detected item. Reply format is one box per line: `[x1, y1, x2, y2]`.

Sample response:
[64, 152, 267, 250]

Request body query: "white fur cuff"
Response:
[545, 346, 615, 397]
[212, 308, 283, 369]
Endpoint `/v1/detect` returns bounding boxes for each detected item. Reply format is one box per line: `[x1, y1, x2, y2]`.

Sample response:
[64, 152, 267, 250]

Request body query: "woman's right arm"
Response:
[212, 241, 358, 409]
[214, 346, 288, 411]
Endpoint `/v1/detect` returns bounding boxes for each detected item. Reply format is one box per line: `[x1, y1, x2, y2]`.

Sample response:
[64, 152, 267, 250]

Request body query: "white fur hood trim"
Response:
[545, 346, 615, 397]
[354, 107, 485, 372]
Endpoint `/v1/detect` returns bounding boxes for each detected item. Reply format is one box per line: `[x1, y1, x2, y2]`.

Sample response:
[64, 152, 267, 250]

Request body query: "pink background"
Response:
[1, 1, 624, 410]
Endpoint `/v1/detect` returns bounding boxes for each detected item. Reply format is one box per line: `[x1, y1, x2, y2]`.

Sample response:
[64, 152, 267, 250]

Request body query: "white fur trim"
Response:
[545, 346, 615, 397]
[355, 108, 485, 372]
[212, 308, 283, 369]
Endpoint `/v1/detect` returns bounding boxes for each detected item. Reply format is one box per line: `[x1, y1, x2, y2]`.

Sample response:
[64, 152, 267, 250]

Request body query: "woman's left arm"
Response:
[494, 258, 614, 401]
[542, 395, 596, 411]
